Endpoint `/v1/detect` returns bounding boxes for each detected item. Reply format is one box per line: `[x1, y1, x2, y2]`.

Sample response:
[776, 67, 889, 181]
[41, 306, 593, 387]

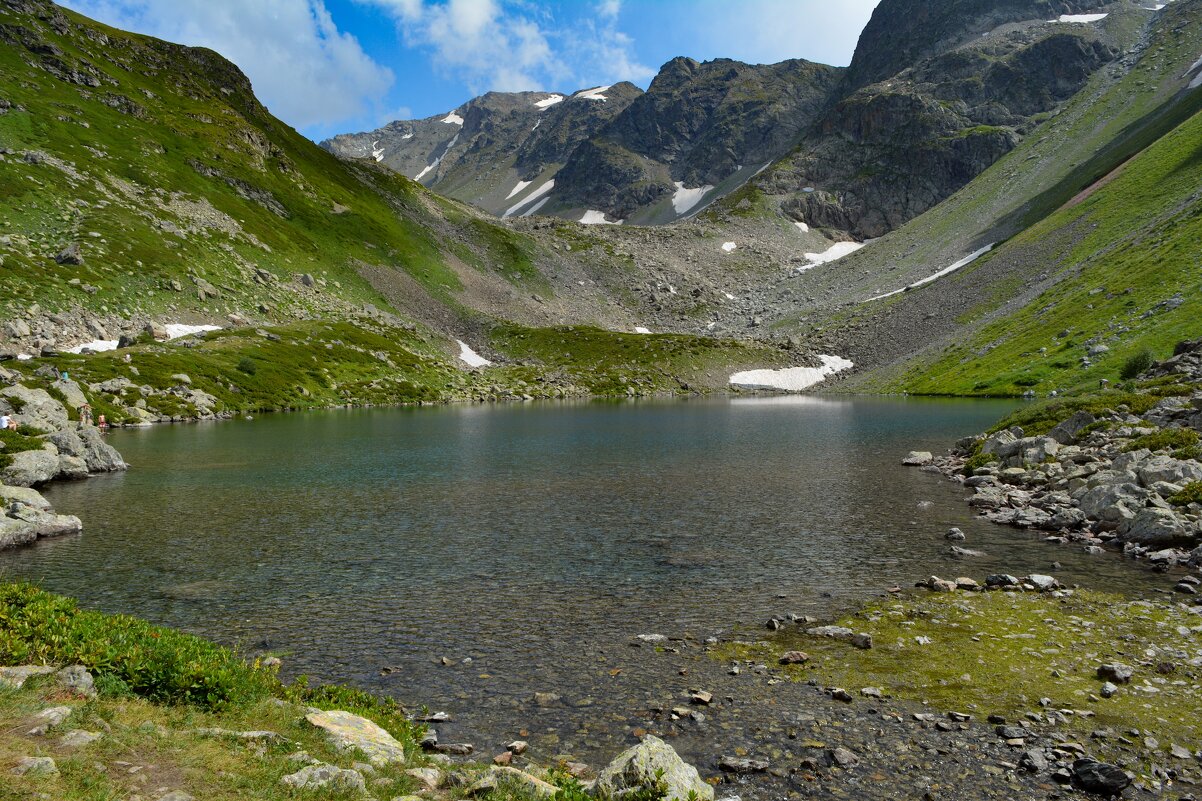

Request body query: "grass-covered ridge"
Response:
[887, 103, 1202, 397]
[0, 0, 557, 331]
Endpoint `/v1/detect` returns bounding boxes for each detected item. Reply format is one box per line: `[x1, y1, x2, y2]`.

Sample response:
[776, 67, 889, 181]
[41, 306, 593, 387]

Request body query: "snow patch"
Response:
[794, 221, 809, 233]
[505, 180, 533, 200]
[720, 242, 737, 253]
[414, 136, 456, 181]
[633, 327, 652, 334]
[16, 354, 32, 361]
[441, 112, 464, 125]
[66, 339, 118, 354]
[671, 182, 714, 215]
[504, 179, 554, 217]
[1191, 72, 1202, 90]
[165, 324, 222, 340]
[1188, 54, 1202, 89]
[371, 140, 385, 162]
[534, 94, 564, 108]
[401, 132, 414, 140]
[580, 210, 621, 225]
[866, 243, 995, 302]
[803, 241, 863, 268]
[1055, 13, 1108, 22]
[724, 292, 736, 300]
[456, 340, 491, 368]
[729, 355, 855, 392]
[521, 196, 551, 217]
[574, 85, 611, 101]
[532, 118, 541, 131]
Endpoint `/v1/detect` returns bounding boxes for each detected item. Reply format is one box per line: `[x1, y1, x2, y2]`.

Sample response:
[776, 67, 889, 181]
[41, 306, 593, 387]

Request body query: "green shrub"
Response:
[963, 452, 997, 476]
[1169, 481, 1202, 506]
[1120, 349, 1156, 380]
[236, 356, 257, 375]
[0, 583, 277, 709]
[1122, 427, 1200, 453]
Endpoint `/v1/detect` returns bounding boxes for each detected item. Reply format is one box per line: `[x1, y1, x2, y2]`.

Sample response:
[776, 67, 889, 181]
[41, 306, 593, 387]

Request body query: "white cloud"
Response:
[361, 0, 651, 96]
[59, 0, 394, 135]
[681, 0, 881, 67]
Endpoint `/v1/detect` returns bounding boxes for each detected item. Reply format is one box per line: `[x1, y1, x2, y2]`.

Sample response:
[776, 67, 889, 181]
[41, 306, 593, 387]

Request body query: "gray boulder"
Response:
[0, 386, 68, 432]
[0, 485, 52, 510]
[901, 451, 933, 466]
[1, 449, 60, 487]
[56, 455, 89, 480]
[1048, 411, 1096, 444]
[0, 517, 38, 548]
[52, 379, 88, 411]
[1117, 508, 1195, 546]
[1136, 455, 1202, 488]
[278, 763, 365, 792]
[1075, 483, 1150, 524]
[594, 735, 714, 801]
[48, 429, 85, 457]
[981, 429, 1018, 456]
[7, 505, 82, 538]
[77, 427, 125, 472]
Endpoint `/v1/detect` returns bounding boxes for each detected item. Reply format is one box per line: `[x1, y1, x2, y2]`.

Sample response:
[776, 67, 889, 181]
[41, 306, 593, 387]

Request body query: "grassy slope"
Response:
[802, 0, 1202, 395]
[0, 3, 456, 317]
[0, 1, 790, 407]
[883, 103, 1202, 396]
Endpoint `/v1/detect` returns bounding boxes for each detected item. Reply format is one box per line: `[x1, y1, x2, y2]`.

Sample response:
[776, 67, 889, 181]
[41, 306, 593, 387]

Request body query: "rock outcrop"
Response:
[594, 735, 714, 801]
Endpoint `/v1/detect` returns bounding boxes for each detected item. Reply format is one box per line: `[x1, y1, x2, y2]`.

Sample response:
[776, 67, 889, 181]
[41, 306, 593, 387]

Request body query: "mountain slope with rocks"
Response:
[329, 0, 1142, 244]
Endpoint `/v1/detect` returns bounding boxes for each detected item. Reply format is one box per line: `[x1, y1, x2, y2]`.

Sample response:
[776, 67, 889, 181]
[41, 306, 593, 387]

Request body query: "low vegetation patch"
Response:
[1169, 481, 1202, 506]
[715, 590, 1201, 768]
[1122, 427, 1200, 453]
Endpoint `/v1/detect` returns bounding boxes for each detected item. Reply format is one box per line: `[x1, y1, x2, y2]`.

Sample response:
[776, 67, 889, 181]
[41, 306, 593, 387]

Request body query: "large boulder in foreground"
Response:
[304, 709, 405, 766]
[1117, 508, 1196, 546]
[594, 735, 713, 801]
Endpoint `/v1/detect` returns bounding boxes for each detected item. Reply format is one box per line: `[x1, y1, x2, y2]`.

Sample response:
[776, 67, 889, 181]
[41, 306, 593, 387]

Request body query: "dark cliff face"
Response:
[757, 8, 1122, 240]
[549, 56, 842, 217]
[843, 0, 1114, 91]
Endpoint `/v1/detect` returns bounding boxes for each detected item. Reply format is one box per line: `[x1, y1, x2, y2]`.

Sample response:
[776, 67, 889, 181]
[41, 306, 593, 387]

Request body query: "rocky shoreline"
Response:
[903, 340, 1202, 583]
[1, 375, 126, 550]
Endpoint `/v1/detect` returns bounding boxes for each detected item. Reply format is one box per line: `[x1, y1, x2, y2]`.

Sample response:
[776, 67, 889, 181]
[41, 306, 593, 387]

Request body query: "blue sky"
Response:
[61, 0, 881, 142]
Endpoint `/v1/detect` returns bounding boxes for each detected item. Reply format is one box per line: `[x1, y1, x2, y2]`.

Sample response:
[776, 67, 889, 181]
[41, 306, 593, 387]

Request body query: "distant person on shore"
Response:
[97, 413, 108, 432]
[0, 413, 10, 432]
[78, 403, 93, 427]
[5, 416, 16, 431]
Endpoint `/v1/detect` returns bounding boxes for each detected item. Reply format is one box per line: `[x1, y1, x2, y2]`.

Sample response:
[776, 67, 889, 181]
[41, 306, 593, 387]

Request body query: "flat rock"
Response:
[11, 756, 57, 776]
[0, 665, 55, 688]
[305, 709, 405, 766]
[279, 762, 366, 792]
[60, 729, 103, 747]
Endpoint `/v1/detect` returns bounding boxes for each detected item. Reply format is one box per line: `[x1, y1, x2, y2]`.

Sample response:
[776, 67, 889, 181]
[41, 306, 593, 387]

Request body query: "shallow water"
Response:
[0, 396, 1170, 767]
